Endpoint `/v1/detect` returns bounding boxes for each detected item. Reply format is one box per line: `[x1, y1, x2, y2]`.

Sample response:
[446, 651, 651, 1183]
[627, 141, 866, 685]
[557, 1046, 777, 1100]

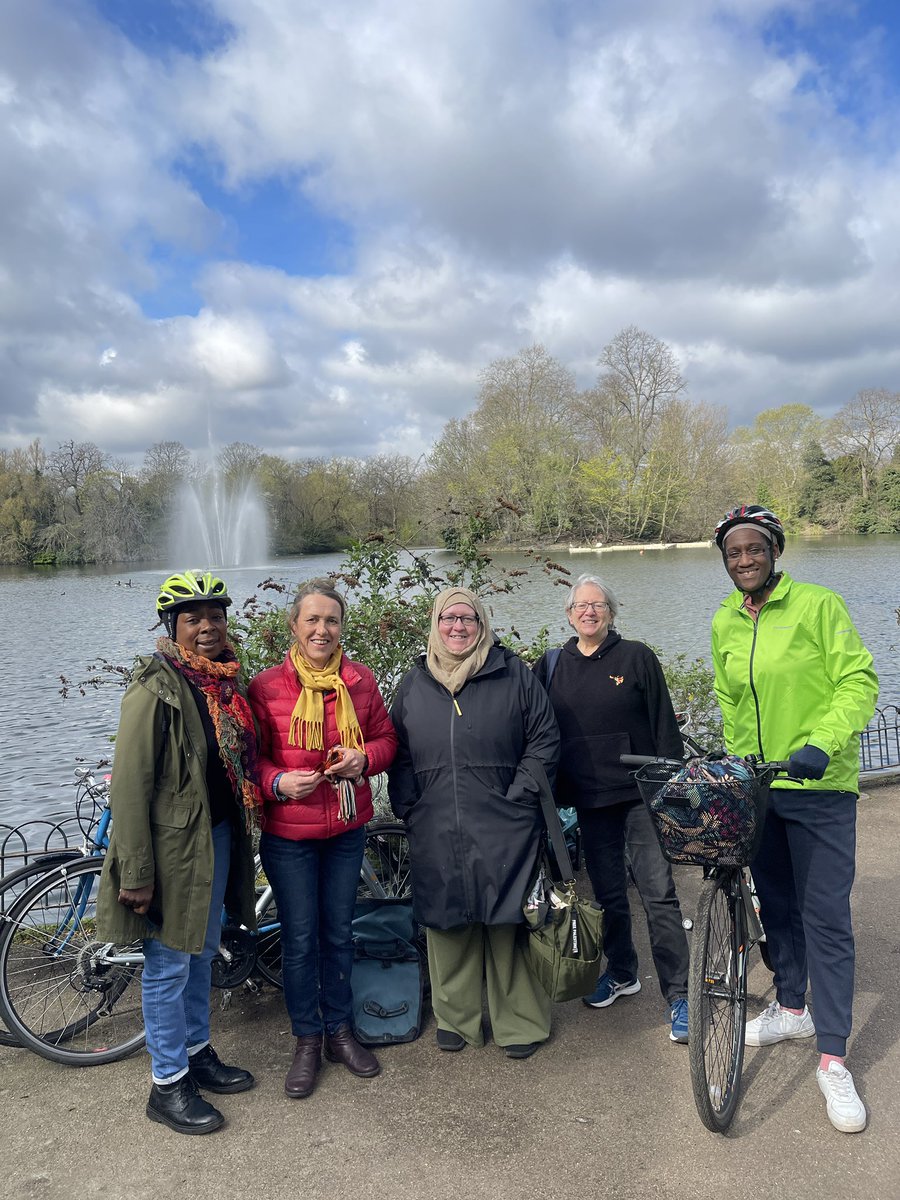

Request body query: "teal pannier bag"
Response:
[351, 898, 425, 1045]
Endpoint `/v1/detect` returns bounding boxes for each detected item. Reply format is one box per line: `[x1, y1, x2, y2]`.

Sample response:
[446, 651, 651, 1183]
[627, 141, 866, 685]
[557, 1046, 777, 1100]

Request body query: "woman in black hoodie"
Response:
[533, 573, 690, 1044]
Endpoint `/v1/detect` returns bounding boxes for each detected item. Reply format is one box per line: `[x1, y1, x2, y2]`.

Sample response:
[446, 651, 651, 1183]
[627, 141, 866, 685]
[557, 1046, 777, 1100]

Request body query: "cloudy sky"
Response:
[2, 0, 899, 464]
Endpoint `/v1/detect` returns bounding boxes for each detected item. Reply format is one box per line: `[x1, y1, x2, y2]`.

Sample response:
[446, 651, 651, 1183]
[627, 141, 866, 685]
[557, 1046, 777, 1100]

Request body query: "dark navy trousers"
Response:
[751, 788, 857, 1057]
[579, 799, 690, 1005]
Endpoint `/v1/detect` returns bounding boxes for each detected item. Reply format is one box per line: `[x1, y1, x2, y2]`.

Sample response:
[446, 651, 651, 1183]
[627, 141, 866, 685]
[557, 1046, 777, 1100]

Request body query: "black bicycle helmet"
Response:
[156, 571, 231, 637]
[713, 505, 785, 554]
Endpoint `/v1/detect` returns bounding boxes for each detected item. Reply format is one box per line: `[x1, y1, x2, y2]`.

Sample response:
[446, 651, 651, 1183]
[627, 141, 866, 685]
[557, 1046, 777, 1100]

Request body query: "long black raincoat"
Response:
[388, 644, 560, 930]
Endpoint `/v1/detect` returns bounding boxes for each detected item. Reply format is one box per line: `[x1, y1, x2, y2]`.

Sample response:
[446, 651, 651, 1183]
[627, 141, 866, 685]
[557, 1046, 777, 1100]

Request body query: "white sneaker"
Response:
[817, 1062, 867, 1133]
[745, 1001, 815, 1046]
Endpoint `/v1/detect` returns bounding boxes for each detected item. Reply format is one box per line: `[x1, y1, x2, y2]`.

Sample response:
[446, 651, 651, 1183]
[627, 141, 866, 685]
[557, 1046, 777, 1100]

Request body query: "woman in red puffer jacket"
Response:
[248, 578, 397, 1101]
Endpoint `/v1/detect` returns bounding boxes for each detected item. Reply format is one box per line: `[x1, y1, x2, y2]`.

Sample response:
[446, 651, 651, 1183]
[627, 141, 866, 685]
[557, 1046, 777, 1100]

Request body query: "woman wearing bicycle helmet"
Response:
[248, 578, 397, 1100]
[711, 505, 878, 1133]
[97, 571, 261, 1136]
[534, 575, 691, 1044]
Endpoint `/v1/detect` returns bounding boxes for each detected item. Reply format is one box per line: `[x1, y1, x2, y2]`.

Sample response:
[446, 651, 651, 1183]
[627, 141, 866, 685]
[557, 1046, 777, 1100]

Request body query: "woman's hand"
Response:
[324, 746, 368, 780]
[118, 885, 154, 916]
[278, 769, 324, 800]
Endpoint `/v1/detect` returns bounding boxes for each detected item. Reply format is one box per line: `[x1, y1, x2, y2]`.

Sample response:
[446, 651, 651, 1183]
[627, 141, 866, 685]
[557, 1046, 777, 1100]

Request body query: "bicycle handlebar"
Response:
[620, 753, 794, 776]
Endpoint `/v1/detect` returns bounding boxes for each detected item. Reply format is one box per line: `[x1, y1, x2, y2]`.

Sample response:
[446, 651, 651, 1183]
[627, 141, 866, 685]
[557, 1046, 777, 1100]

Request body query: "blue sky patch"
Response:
[92, 0, 234, 61]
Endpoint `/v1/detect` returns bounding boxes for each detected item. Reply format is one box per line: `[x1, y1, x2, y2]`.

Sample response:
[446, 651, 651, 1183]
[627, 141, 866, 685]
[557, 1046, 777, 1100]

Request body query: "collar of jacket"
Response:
[135, 653, 185, 709]
[561, 629, 622, 660]
[721, 570, 793, 612]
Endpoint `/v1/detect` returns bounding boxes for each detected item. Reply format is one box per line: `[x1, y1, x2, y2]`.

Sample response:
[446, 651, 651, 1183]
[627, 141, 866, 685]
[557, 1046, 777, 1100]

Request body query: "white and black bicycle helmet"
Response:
[713, 505, 785, 554]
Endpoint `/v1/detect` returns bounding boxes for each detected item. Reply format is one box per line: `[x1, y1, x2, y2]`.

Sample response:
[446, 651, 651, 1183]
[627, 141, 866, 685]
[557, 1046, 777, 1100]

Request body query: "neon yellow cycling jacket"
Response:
[711, 571, 878, 794]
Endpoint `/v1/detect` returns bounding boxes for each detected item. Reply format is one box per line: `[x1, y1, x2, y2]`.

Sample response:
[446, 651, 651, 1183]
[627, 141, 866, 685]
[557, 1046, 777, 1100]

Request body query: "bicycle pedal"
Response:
[219, 989, 233, 1011]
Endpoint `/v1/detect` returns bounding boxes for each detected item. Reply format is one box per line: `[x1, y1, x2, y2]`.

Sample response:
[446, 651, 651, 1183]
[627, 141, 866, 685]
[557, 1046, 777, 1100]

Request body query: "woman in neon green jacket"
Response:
[710, 506, 877, 1136]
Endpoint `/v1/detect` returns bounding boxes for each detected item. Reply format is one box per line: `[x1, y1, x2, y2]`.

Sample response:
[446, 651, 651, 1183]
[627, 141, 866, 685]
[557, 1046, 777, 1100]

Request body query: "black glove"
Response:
[787, 744, 830, 781]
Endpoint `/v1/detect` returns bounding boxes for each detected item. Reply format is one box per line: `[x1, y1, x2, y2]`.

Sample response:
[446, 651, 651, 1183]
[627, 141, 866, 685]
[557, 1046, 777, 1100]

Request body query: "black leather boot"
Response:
[188, 1043, 255, 1094]
[324, 1024, 381, 1077]
[285, 1034, 323, 1098]
[147, 1076, 224, 1135]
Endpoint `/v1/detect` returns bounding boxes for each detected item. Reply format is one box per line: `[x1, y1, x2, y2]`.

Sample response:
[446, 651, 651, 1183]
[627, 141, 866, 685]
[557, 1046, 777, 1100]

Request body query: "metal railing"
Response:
[860, 704, 900, 776]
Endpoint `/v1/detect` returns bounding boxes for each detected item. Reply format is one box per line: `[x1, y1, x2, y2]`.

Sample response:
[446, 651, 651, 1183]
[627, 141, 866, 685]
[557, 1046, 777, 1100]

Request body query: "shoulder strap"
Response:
[523, 757, 575, 883]
[544, 647, 562, 688]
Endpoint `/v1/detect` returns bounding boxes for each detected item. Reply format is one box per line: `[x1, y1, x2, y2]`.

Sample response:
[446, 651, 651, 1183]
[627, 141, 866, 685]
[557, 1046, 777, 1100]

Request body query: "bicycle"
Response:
[0, 788, 412, 1066]
[621, 751, 788, 1133]
[670, 714, 774, 973]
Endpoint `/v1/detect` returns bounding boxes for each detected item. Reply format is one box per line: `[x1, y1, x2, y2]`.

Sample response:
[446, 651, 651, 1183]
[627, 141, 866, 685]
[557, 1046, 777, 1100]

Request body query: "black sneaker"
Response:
[504, 1042, 541, 1059]
[436, 1028, 466, 1052]
[147, 1076, 225, 1135]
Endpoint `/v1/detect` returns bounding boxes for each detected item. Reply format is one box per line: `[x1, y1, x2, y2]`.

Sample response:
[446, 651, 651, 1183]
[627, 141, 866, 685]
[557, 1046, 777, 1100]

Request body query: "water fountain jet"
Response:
[168, 474, 269, 568]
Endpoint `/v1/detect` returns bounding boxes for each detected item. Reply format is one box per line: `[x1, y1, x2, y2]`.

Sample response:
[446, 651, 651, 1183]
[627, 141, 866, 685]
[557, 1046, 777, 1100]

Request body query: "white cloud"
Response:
[1, 0, 900, 462]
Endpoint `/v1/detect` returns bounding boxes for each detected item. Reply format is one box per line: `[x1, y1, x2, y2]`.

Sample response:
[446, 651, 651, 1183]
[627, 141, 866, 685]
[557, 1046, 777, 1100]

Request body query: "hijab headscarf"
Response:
[426, 587, 493, 695]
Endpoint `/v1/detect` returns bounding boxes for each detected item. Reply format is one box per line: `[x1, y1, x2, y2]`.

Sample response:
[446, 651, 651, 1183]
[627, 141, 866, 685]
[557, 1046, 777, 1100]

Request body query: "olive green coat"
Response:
[96, 655, 257, 954]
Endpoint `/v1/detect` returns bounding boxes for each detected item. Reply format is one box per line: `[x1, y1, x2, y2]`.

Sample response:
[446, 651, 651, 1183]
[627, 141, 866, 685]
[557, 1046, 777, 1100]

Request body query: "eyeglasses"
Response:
[570, 601, 610, 614]
[438, 614, 480, 627]
[724, 544, 770, 562]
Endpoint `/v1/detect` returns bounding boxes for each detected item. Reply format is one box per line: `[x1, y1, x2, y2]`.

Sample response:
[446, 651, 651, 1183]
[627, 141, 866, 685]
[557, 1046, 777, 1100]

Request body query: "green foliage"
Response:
[230, 599, 293, 679]
[650, 647, 724, 752]
[228, 522, 567, 704]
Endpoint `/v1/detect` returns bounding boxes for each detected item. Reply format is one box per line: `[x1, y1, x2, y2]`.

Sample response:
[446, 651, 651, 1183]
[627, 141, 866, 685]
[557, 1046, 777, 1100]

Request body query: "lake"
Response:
[1, 535, 897, 829]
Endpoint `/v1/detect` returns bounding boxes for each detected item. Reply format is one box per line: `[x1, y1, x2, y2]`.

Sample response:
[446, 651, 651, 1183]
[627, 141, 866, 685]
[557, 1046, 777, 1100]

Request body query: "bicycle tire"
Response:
[251, 861, 283, 989]
[358, 822, 412, 900]
[0, 851, 84, 1048]
[688, 872, 748, 1133]
[0, 858, 146, 1066]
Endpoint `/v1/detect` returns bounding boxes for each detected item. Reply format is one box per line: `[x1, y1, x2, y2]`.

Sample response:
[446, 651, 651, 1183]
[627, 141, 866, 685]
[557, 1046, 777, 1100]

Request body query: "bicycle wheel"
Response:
[358, 822, 412, 900]
[0, 857, 146, 1066]
[0, 851, 84, 1048]
[252, 861, 283, 989]
[688, 872, 748, 1133]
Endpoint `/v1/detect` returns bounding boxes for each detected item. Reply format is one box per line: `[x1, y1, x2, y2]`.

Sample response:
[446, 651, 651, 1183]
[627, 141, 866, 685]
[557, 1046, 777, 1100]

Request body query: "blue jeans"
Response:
[579, 799, 690, 1004]
[260, 825, 366, 1037]
[142, 819, 231, 1083]
[752, 788, 857, 1057]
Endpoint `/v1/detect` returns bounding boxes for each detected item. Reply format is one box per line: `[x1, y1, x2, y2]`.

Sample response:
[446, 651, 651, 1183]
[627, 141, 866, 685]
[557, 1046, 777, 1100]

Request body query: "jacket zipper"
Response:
[747, 613, 764, 758]
[447, 688, 473, 924]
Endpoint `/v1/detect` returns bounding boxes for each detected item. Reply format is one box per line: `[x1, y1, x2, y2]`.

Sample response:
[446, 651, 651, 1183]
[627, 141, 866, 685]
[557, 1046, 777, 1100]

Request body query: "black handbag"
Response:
[522, 763, 604, 1003]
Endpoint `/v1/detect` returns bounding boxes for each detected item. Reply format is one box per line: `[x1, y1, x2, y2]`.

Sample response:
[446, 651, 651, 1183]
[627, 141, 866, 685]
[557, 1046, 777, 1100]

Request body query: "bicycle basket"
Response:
[634, 756, 769, 867]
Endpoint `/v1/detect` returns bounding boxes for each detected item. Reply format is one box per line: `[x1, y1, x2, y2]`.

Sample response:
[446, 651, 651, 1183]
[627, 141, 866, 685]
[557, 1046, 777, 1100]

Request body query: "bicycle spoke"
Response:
[0, 860, 145, 1064]
[359, 824, 412, 900]
[689, 874, 747, 1132]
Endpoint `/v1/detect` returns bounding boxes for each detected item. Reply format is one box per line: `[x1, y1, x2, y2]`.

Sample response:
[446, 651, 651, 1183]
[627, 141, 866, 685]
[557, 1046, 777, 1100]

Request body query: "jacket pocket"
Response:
[557, 733, 632, 796]
[150, 794, 193, 829]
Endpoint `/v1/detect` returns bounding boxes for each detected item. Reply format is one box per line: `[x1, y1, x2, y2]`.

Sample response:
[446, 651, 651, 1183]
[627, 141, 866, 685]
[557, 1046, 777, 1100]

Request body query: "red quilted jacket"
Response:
[248, 654, 397, 840]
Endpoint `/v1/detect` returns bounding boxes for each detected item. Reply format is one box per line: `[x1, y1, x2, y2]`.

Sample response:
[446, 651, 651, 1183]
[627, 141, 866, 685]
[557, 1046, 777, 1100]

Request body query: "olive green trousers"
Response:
[426, 923, 552, 1048]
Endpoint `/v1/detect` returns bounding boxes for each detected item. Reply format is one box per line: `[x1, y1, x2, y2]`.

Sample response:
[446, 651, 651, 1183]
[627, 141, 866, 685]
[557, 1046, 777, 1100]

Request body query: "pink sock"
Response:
[819, 1054, 844, 1072]
[779, 1005, 804, 1016]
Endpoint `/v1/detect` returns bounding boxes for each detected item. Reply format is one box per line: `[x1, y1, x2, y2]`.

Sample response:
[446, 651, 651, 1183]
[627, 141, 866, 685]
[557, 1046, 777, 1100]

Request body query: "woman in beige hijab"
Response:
[389, 587, 560, 1057]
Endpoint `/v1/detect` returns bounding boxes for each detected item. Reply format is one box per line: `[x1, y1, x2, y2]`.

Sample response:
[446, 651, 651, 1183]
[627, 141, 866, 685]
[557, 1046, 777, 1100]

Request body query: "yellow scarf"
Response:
[288, 644, 364, 754]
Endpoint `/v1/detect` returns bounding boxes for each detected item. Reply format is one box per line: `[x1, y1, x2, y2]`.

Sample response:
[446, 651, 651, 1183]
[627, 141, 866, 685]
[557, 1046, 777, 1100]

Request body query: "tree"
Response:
[356, 454, 422, 535]
[825, 388, 900, 501]
[218, 442, 263, 488]
[427, 345, 582, 542]
[729, 405, 822, 522]
[594, 326, 686, 475]
[143, 441, 191, 479]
